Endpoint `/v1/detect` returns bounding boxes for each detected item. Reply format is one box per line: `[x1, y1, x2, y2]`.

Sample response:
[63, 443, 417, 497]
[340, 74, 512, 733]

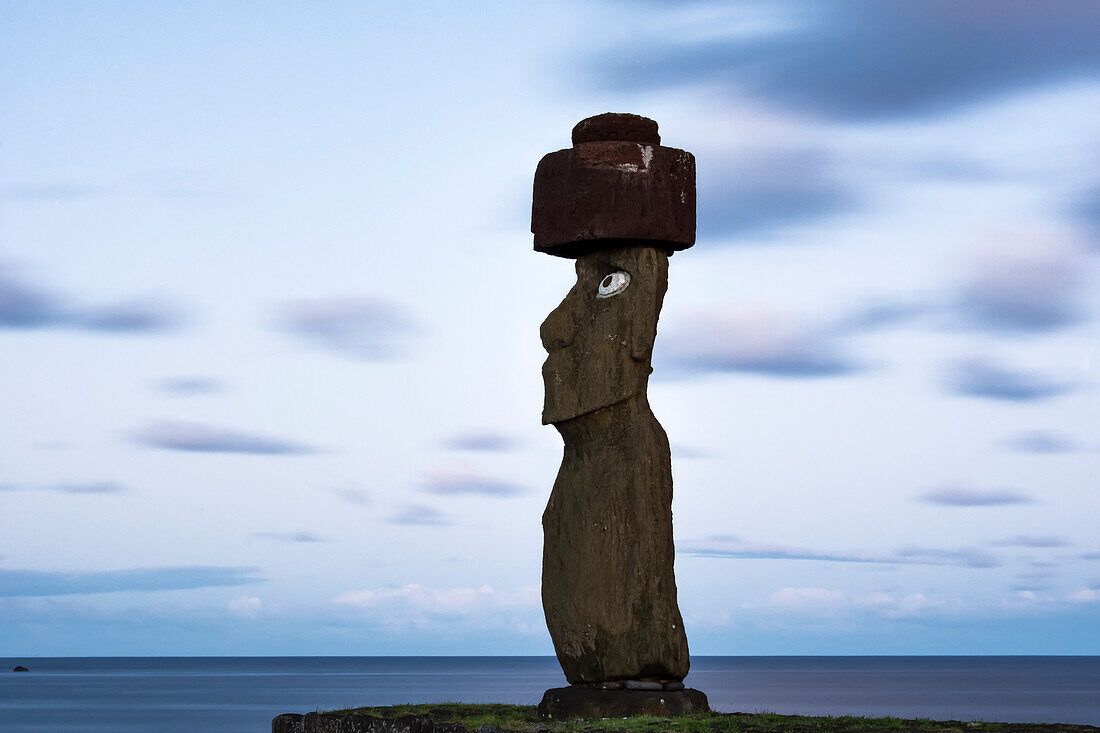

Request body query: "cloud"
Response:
[0, 265, 181, 334]
[423, 466, 525, 497]
[1073, 184, 1100, 245]
[660, 304, 856, 378]
[1079, 552, 1100, 561]
[334, 583, 539, 617]
[682, 536, 999, 568]
[1001, 430, 1078, 454]
[919, 487, 1033, 507]
[832, 298, 929, 334]
[130, 420, 313, 455]
[0, 183, 107, 202]
[893, 546, 999, 569]
[227, 596, 263, 619]
[0, 482, 127, 495]
[942, 357, 1073, 401]
[276, 297, 417, 360]
[389, 503, 452, 526]
[597, 1, 1100, 120]
[0, 566, 262, 597]
[851, 591, 957, 619]
[253, 531, 325, 543]
[157, 377, 223, 396]
[671, 444, 711, 459]
[770, 586, 844, 609]
[50, 482, 127, 495]
[76, 298, 183, 333]
[444, 432, 518, 452]
[682, 536, 893, 564]
[335, 583, 495, 611]
[0, 268, 66, 327]
[954, 232, 1088, 333]
[331, 485, 370, 505]
[700, 148, 855, 239]
[990, 535, 1070, 548]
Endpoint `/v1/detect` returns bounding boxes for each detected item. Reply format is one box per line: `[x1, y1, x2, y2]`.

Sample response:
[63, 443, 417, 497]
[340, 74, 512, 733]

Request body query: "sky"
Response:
[1, 1, 1099, 659]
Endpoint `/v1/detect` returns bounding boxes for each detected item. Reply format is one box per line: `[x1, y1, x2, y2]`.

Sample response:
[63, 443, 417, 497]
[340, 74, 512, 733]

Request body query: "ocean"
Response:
[1, 656, 1098, 732]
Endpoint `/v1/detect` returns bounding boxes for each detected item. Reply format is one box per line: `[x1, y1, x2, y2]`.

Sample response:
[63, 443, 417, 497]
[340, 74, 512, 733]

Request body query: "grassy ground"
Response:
[323, 703, 1097, 733]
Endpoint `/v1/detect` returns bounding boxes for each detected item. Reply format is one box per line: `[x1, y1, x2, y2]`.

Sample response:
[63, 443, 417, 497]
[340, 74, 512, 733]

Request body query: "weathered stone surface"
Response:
[540, 246, 667, 425]
[538, 687, 709, 720]
[623, 680, 663, 691]
[572, 113, 660, 146]
[540, 244, 688, 684]
[532, 113, 695, 258]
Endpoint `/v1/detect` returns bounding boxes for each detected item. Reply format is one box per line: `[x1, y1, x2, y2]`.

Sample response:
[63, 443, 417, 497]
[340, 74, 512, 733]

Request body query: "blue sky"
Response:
[2, 0, 1099, 658]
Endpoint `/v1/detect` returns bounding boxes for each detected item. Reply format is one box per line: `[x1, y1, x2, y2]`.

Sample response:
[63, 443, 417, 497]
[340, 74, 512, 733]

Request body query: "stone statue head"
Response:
[540, 245, 668, 424]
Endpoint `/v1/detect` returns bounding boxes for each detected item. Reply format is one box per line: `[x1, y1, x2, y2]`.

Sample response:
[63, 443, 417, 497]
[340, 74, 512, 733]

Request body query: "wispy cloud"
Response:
[334, 583, 538, 617]
[0, 182, 108, 202]
[331, 485, 370, 505]
[954, 232, 1088, 333]
[597, 1, 1100, 120]
[389, 503, 452, 526]
[990, 535, 1070, 548]
[671, 444, 712, 459]
[0, 267, 67, 327]
[157, 377, 224, 396]
[253, 531, 326, 543]
[894, 546, 999, 569]
[681, 536, 999, 568]
[700, 148, 855, 239]
[682, 536, 892, 563]
[942, 357, 1073, 402]
[919, 487, 1034, 507]
[444, 432, 518, 453]
[276, 297, 417, 360]
[0, 566, 262, 597]
[0, 482, 127, 495]
[660, 304, 856, 378]
[130, 420, 313, 455]
[227, 595, 263, 619]
[832, 298, 929, 335]
[76, 298, 183, 333]
[769, 586, 845, 610]
[1001, 430, 1078, 454]
[423, 466, 525, 497]
[1073, 183, 1100, 246]
[0, 266, 182, 334]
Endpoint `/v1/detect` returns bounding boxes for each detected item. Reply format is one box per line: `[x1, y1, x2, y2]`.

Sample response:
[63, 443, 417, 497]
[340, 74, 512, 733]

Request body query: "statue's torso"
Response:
[542, 396, 689, 683]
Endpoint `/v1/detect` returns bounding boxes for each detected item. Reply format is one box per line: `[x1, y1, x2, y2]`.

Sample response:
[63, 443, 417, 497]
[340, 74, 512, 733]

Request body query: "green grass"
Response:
[319, 703, 1094, 733]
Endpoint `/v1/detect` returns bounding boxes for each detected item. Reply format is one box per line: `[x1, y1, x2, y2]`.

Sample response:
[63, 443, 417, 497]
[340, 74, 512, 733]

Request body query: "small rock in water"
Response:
[663, 681, 685, 690]
[599, 680, 624, 690]
[624, 679, 663, 691]
[13, 666, 29, 672]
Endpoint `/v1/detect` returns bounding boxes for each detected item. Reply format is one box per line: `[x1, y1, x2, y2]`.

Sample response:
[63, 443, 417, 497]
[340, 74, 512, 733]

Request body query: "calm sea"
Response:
[1, 656, 1098, 732]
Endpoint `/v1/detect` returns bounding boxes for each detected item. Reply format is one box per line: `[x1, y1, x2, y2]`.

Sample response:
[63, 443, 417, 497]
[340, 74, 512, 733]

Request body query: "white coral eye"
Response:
[596, 271, 630, 298]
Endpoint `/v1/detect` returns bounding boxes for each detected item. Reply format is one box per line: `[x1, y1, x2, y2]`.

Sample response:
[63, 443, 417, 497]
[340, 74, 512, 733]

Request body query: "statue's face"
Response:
[540, 245, 668, 424]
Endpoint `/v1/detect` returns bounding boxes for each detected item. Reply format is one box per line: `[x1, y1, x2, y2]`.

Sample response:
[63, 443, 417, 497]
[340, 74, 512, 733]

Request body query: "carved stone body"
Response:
[540, 245, 689, 683]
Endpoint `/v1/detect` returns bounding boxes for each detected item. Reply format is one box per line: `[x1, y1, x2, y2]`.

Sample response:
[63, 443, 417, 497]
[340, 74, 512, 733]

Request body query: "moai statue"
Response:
[532, 113, 708, 719]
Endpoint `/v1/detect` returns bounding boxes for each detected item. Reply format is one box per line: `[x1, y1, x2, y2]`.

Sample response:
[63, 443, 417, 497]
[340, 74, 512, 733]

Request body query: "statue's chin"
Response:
[542, 391, 640, 425]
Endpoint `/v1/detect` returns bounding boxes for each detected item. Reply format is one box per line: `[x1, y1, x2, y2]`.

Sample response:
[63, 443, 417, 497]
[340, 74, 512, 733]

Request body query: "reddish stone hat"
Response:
[532, 113, 696, 258]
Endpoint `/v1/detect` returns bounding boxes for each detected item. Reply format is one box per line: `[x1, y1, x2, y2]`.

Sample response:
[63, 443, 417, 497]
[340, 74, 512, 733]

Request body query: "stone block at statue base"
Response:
[538, 686, 709, 719]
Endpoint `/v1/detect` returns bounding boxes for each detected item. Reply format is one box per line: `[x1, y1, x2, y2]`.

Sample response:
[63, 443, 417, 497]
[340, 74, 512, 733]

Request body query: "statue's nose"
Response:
[540, 305, 574, 352]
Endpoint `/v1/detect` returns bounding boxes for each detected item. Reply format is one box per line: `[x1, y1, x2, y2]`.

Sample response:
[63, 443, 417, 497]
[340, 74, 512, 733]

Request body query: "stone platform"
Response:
[538, 686, 709, 719]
